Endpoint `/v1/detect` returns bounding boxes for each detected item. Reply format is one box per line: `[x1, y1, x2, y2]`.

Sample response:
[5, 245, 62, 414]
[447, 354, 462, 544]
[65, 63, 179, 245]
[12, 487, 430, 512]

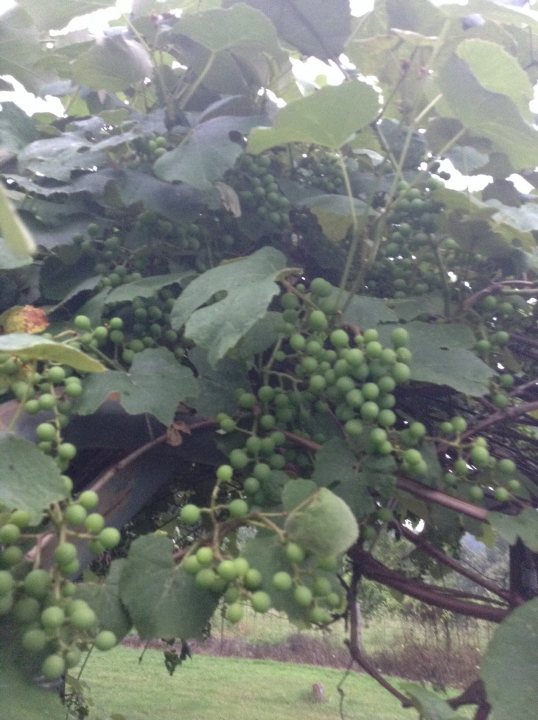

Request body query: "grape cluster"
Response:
[291, 146, 345, 194]
[226, 154, 291, 231]
[367, 180, 446, 298]
[0, 490, 121, 680]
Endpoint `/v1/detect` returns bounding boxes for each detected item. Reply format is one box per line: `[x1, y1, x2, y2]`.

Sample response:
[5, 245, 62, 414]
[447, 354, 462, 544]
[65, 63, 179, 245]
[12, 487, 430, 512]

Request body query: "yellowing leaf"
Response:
[0, 306, 48, 334]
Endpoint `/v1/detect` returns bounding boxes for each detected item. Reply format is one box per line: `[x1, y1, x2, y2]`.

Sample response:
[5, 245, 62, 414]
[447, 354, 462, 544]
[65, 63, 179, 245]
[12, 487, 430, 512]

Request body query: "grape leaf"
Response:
[154, 115, 266, 191]
[0, 334, 106, 373]
[72, 35, 153, 92]
[102, 272, 193, 305]
[282, 479, 318, 512]
[400, 682, 466, 720]
[74, 348, 197, 426]
[0, 185, 36, 262]
[247, 81, 379, 153]
[120, 535, 219, 639]
[489, 508, 538, 553]
[0, 432, 67, 523]
[171, 247, 287, 367]
[481, 598, 538, 720]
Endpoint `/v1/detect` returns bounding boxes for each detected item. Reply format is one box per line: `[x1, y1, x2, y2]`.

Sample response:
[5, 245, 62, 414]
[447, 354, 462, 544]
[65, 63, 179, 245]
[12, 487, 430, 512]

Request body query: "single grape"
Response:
[243, 568, 263, 590]
[272, 571, 293, 591]
[195, 568, 217, 590]
[180, 504, 201, 525]
[53, 542, 77, 567]
[64, 504, 87, 526]
[85, 513, 105, 534]
[23, 569, 51, 599]
[196, 547, 214, 566]
[251, 591, 271, 613]
[58, 443, 77, 461]
[216, 464, 233, 482]
[0, 570, 14, 596]
[98, 527, 121, 549]
[285, 542, 305, 564]
[78, 491, 99, 511]
[36, 423, 56, 442]
[217, 560, 237, 581]
[293, 585, 313, 607]
[228, 499, 249, 519]
[0, 523, 20, 544]
[41, 654, 66, 680]
[70, 605, 97, 630]
[22, 628, 48, 654]
[226, 602, 244, 624]
[41, 606, 65, 629]
[94, 630, 117, 651]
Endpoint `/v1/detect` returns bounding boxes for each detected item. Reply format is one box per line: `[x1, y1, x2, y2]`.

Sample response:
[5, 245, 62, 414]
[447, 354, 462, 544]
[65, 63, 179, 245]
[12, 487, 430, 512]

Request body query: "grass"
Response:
[79, 645, 417, 720]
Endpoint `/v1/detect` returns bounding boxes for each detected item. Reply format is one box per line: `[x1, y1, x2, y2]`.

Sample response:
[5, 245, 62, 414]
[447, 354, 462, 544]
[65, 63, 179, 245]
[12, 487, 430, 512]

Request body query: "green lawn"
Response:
[80, 645, 416, 720]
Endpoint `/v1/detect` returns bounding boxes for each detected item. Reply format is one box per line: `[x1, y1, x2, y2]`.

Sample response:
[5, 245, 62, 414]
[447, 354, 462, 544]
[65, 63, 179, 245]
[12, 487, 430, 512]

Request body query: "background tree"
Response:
[0, 1, 537, 719]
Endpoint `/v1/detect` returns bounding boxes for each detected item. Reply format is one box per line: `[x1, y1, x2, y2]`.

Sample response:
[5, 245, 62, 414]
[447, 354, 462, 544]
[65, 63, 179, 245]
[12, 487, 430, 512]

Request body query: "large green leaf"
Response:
[0, 432, 66, 523]
[456, 39, 533, 121]
[102, 272, 193, 305]
[72, 35, 153, 92]
[17, 0, 111, 31]
[481, 598, 538, 720]
[437, 54, 538, 171]
[0, 623, 64, 720]
[171, 247, 287, 366]
[175, 3, 287, 59]
[74, 348, 197, 426]
[400, 683, 466, 720]
[226, 0, 352, 60]
[0, 334, 106, 373]
[377, 321, 494, 396]
[343, 293, 398, 329]
[0, 185, 36, 264]
[120, 535, 219, 639]
[247, 81, 379, 153]
[190, 348, 249, 417]
[489, 508, 538, 553]
[0, 102, 38, 154]
[0, 7, 46, 92]
[301, 194, 368, 243]
[154, 116, 266, 190]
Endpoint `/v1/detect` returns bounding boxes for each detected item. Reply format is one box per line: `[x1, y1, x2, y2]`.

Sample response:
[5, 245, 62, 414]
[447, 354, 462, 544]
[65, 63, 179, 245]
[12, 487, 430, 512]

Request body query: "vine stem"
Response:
[336, 153, 362, 302]
[346, 566, 413, 707]
[177, 52, 215, 110]
[461, 399, 538, 443]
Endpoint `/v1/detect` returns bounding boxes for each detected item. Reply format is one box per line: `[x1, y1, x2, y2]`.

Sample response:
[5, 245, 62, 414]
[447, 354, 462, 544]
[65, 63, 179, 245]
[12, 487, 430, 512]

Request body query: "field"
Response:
[77, 644, 418, 720]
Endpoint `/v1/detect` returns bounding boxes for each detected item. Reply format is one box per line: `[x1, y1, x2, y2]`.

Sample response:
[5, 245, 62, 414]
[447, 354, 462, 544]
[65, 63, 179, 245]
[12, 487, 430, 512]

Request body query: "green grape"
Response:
[494, 487, 510, 503]
[94, 630, 117, 651]
[243, 477, 260, 495]
[392, 362, 411, 383]
[98, 527, 121, 549]
[24, 399, 40, 414]
[290, 334, 306, 352]
[78, 491, 99, 511]
[41, 654, 66, 680]
[196, 547, 213, 566]
[13, 597, 41, 623]
[217, 560, 237, 581]
[216, 464, 233, 482]
[308, 310, 328, 331]
[233, 557, 249, 577]
[22, 628, 48, 653]
[468, 485, 484, 502]
[38, 393, 57, 411]
[310, 606, 330, 624]
[391, 327, 409, 347]
[310, 277, 332, 298]
[312, 576, 332, 596]
[58, 443, 77, 461]
[0, 523, 20, 544]
[253, 463, 271, 481]
[293, 585, 313, 607]
[53, 542, 77, 566]
[70, 605, 97, 630]
[23, 569, 51, 599]
[507, 479, 521, 493]
[360, 401, 379, 421]
[41, 606, 65, 629]
[64, 504, 87, 526]
[65, 646, 82, 668]
[36, 423, 56, 442]
[408, 422, 426, 440]
[378, 409, 396, 427]
[225, 602, 244, 624]
[0, 570, 14, 596]
[243, 568, 263, 590]
[1, 545, 24, 566]
[330, 329, 349, 348]
[238, 392, 256, 410]
[272, 571, 293, 591]
[183, 555, 201, 575]
[251, 591, 271, 613]
[47, 366, 66, 384]
[74, 315, 92, 331]
[470, 445, 490, 468]
[85, 513, 105, 534]
[403, 448, 422, 466]
[195, 568, 217, 589]
[228, 499, 249, 519]
[180, 504, 201, 525]
[229, 449, 249, 470]
[285, 542, 305, 564]
[345, 419, 363, 437]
